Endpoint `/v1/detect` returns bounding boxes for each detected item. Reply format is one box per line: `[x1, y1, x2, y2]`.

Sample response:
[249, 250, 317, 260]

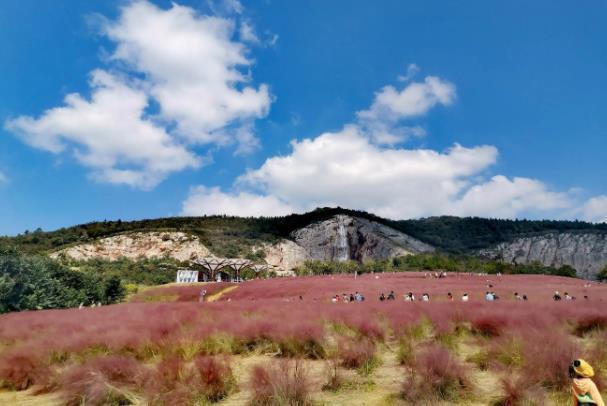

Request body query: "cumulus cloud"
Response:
[6, 70, 200, 189]
[239, 20, 259, 43]
[397, 63, 420, 82]
[448, 175, 571, 219]
[5, 0, 270, 188]
[182, 128, 574, 219]
[182, 186, 295, 217]
[580, 196, 607, 223]
[181, 69, 578, 220]
[357, 75, 455, 144]
[105, 1, 271, 144]
[358, 75, 455, 122]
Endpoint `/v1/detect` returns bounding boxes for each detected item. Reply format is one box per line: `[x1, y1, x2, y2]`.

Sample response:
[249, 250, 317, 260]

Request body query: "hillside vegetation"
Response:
[2, 207, 606, 256]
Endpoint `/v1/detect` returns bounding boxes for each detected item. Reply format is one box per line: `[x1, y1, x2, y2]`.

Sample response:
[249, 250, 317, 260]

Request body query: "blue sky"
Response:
[1, 0, 606, 235]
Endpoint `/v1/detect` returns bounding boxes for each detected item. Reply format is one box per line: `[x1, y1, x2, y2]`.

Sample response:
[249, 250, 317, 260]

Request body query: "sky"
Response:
[0, 0, 606, 235]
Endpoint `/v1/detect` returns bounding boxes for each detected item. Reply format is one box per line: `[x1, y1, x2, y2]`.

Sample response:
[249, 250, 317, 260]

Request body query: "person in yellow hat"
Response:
[570, 359, 605, 406]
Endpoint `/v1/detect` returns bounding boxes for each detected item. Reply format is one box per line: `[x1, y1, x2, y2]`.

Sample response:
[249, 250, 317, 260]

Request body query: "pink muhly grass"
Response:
[402, 344, 471, 402]
[59, 355, 142, 406]
[249, 359, 312, 406]
[0, 349, 49, 390]
[574, 312, 607, 336]
[494, 375, 547, 406]
[519, 330, 579, 391]
[193, 355, 236, 402]
[337, 337, 376, 370]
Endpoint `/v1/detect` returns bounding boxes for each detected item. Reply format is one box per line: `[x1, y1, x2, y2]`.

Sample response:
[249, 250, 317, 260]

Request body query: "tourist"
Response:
[447, 292, 453, 301]
[342, 293, 349, 303]
[461, 293, 469, 302]
[331, 295, 338, 303]
[199, 289, 207, 303]
[387, 291, 395, 300]
[570, 359, 605, 406]
[554, 291, 562, 301]
[350, 293, 355, 302]
[565, 292, 573, 301]
[379, 293, 386, 301]
[421, 293, 430, 302]
[514, 292, 522, 300]
[522, 294, 528, 301]
[485, 292, 494, 301]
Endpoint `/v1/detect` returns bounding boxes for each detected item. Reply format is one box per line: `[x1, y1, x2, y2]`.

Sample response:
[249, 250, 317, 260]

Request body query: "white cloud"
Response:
[357, 75, 456, 122]
[0, 171, 7, 183]
[182, 185, 295, 217]
[397, 63, 420, 82]
[183, 127, 574, 219]
[239, 20, 259, 43]
[580, 196, 607, 223]
[448, 175, 571, 218]
[6, 1, 270, 188]
[357, 75, 455, 144]
[6, 70, 200, 189]
[105, 0, 271, 144]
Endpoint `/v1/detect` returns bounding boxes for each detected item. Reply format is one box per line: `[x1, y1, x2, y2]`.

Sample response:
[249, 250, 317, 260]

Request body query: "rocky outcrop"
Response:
[291, 215, 434, 263]
[51, 232, 211, 262]
[261, 239, 309, 274]
[479, 232, 607, 279]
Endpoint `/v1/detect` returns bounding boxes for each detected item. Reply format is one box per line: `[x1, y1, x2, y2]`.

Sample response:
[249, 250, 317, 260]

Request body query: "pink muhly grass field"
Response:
[0, 273, 605, 402]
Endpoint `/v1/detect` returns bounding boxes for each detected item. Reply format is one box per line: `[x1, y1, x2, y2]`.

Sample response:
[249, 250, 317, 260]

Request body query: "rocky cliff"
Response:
[51, 232, 211, 262]
[290, 215, 434, 263]
[479, 232, 607, 279]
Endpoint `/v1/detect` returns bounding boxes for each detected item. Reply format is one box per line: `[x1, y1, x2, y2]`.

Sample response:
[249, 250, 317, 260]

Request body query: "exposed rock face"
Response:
[479, 232, 607, 279]
[291, 215, 434, 263]
[261, 239, 309, 274]
[51, 232, 211, 262]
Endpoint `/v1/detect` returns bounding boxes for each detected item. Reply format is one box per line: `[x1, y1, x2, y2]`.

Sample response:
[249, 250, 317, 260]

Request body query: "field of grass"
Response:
[1, 273, 606, 405]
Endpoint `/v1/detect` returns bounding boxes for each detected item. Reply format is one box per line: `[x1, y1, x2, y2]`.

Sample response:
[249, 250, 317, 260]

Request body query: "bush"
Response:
[520, 331, 578, 391]
[249, 359, 312, 406]
[0, 350, 48, 390]
[193, 356, 236, 402]
[60, 356, 141, 406]
[337, 338, 377, 375]
[492, 376, 547, 406]
[575, 313, 607, 336]
[402, 344, 471, 402]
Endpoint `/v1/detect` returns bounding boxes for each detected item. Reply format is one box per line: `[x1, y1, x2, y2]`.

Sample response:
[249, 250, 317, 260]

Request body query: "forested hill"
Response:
[1, 207, 606, 255]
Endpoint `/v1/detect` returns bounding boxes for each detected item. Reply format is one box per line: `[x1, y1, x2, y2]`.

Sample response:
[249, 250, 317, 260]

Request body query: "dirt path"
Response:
[207, 285, 239, 302]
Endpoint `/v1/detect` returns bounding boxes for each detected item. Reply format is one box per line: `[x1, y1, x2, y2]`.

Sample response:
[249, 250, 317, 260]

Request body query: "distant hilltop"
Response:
[2, 207, 607, 279]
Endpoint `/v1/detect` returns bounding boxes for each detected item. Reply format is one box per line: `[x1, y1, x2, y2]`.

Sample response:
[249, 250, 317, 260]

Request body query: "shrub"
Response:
[575, 313, 607, 336]
[402, 344, 471, 402]
[520, 331, 578, 391]
[193, 356, 236, 402]
[472, 315, 506, 337]
[249, 359, 312, 406]
[0, 350, 48, 390]
[337, 337, 377, 375]
[60, 356, 142, 406]
[492, 376, 547, 406]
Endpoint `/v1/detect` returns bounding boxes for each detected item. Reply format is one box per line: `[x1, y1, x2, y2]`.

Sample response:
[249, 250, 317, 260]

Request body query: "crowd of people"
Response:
[327, 289, 595, 303]
[331, 292, 366, 302]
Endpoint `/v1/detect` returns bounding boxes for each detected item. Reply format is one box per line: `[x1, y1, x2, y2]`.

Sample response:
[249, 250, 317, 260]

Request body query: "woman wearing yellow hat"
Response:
[570, 359, 605, 406]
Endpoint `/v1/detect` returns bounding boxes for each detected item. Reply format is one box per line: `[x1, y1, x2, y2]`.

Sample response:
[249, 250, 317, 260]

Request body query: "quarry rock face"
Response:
[290, 215, 435, 263]
[51, 232, 211, 262]
[480, 232, 607, 279]
[261, 239, 309, 274]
